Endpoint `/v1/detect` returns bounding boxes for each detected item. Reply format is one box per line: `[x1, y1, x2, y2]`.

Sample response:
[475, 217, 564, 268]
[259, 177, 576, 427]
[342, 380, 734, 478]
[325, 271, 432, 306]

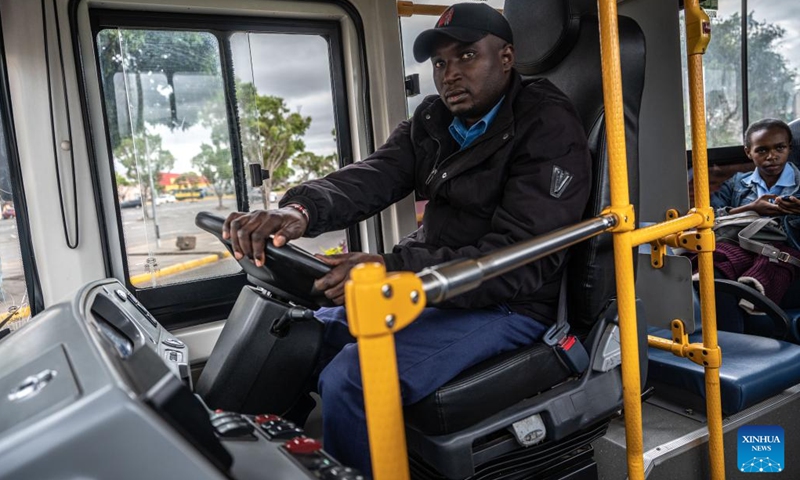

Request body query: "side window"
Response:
[681, 0, 799, 204]
[95, 18, 356, 292]
[680, 0, 744, 149]
[0, 95, 33, 330]
[682, 0, 798, 148]
[97, 29, 242, 289]
[748, 0, 799, 125]
[230, 32, 347, 255]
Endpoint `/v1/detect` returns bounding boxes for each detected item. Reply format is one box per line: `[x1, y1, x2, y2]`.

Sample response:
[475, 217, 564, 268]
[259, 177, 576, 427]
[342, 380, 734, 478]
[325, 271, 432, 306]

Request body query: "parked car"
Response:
[119, 197, 142, 209]
[156, 194, 177, 205]
[1, 204, 14, 219]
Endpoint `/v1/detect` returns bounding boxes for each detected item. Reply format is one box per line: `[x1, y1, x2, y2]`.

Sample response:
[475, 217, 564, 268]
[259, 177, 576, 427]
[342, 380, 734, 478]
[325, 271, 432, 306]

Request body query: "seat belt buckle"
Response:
[555, 334, 590, 375]
[542, 322, 570, 347]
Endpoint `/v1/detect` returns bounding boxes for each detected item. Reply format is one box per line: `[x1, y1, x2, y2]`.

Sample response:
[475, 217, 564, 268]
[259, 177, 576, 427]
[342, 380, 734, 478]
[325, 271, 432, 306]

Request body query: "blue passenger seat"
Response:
[648, 327, 800, 415]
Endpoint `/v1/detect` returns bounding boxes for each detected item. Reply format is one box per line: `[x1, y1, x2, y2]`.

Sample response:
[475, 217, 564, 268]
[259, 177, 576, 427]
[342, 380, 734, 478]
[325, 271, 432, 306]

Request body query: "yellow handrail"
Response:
[595, 0, 644, 478]
[345, 263, 425, 480]
[397, 1, 448, 17]
[684, 1, 726, 478]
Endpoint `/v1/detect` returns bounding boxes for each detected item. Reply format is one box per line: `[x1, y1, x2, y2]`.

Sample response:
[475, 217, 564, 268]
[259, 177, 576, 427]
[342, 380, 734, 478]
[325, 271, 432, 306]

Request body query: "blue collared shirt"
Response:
[746, 165, 797, 197]
[448, 96, 505, 149]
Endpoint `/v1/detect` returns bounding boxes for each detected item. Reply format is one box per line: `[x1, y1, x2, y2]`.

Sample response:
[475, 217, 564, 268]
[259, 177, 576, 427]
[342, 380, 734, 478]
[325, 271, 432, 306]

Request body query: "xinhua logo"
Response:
[738, 425, 784, 473]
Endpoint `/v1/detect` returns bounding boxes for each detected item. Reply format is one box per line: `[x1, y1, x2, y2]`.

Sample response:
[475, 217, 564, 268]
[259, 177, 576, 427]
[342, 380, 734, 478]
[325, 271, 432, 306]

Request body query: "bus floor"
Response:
[593, 383, 800, 479]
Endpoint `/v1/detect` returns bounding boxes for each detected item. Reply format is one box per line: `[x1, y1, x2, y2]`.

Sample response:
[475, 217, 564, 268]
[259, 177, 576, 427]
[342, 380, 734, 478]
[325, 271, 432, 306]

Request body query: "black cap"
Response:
[413, 3, 513, 63]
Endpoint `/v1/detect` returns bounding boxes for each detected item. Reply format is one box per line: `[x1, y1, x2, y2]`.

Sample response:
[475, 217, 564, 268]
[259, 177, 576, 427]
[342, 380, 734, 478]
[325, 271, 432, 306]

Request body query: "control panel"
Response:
[95, 284, 192, 387]
[211, 410, 365, 480]
[0, 278, 361, 480]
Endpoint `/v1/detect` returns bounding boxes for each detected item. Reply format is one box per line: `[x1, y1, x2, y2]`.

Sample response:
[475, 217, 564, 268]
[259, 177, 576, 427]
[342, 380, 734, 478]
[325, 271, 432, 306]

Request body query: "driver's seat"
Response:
[403, 0, 646, 477]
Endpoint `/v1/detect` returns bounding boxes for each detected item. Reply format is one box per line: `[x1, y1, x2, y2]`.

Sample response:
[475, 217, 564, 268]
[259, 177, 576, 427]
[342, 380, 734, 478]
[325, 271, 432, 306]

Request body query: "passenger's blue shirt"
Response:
[448, 96, 505, 149]
[747, 164, 797, 197]
[711, 162, 800, 213]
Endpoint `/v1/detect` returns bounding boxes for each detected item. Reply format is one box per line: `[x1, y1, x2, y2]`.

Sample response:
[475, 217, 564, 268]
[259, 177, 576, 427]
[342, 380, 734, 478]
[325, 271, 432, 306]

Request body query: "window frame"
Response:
[85, 8, 369, 328]
[0, 23, 44, 317]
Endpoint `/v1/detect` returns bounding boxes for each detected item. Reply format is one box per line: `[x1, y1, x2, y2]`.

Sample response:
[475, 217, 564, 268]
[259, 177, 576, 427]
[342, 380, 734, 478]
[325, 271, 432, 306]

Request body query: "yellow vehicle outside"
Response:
[174, 188, 207, 201]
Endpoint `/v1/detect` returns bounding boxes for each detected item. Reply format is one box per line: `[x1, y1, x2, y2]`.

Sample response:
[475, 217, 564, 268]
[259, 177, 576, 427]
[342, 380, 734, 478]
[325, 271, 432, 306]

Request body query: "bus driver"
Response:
[224, 3, 591, 476]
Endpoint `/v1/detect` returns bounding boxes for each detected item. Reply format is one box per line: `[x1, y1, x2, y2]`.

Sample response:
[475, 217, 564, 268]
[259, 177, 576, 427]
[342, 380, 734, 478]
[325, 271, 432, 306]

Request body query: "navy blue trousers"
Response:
[315, 305, 547, 477]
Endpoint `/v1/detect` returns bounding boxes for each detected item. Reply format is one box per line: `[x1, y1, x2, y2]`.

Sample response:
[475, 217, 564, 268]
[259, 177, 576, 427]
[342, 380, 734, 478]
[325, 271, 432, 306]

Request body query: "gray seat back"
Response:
[505, 0, 645, 329]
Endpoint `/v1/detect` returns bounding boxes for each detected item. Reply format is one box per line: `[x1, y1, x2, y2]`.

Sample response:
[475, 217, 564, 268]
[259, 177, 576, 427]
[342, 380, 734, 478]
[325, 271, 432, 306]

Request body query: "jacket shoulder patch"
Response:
[550, 165, 573, 198]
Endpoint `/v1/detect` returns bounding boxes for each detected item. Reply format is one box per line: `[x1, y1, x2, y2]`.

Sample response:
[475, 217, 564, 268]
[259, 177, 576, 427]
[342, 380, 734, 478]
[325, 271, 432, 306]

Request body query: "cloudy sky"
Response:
[144, 0, 797, 174]
[151, 32, 337, 173]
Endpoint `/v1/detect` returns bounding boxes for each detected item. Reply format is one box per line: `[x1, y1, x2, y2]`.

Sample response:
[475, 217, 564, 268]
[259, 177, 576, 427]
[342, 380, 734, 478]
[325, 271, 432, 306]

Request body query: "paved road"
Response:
[0, 196, 347, 314]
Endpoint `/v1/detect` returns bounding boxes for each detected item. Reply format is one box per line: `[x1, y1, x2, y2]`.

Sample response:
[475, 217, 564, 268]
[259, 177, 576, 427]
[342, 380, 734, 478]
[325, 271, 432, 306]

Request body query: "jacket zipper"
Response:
[425, 135, 444, 185]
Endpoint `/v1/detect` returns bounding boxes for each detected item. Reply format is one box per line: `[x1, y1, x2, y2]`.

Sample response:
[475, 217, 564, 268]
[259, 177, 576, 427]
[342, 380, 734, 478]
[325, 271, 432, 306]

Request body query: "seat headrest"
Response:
[504, 0, 584, 74]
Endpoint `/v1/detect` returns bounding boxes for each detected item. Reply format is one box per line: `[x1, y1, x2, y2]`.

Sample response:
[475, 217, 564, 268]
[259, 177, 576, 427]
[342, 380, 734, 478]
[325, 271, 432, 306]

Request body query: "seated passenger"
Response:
[224, 3, 590, 476]
[709, 119, 800, 303]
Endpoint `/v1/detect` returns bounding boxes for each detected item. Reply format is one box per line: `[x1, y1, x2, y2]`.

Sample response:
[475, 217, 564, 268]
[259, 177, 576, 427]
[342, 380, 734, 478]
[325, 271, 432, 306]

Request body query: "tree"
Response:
[113, 129, 175, 216]
[192, 138, 233, 209]
[115, 172, 131, 187]
[237, 83, 312, 208]
[272, 163, 295, 190]
[293, 151, 338, 183]
[700, 13, 797, 146]
[175, 172, 202, 190]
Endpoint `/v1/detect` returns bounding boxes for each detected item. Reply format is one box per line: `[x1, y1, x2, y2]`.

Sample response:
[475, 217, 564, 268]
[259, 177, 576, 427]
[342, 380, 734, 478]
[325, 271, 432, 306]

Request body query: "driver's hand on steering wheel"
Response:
[222, 209, 308, 267]
[313, 253, 386, 305]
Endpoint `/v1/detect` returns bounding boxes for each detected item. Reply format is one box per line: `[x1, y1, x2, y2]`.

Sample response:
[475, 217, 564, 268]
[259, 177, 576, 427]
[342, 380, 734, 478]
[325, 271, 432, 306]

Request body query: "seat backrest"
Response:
[505, 0, 646, 329]
[789, 118, 800, 166]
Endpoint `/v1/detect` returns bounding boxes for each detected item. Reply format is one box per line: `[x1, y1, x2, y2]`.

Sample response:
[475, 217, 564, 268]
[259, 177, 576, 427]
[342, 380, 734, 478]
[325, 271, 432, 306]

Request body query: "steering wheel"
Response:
[195, 211, 334, 309]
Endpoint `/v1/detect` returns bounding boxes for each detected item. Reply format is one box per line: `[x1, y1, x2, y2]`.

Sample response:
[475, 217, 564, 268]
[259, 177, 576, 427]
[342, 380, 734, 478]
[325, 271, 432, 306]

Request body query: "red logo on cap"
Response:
[437, 7, 454, 27]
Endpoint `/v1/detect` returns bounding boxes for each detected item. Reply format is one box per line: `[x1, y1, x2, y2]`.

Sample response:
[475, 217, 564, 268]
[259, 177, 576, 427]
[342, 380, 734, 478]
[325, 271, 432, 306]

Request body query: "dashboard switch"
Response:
[165, 350, 183, 363]
[254, 414, 281, 424]
[320, 466, 365, 480]
[284, 437, 322, 455]
[215, 420, 254, 438]
[162, 337, 185, 349]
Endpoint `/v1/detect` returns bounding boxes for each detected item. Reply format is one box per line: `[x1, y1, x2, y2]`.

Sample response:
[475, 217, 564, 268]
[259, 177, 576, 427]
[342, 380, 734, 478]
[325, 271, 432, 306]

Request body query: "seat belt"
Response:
[542, 273, 590, 375]
[738, 217, 800, 267]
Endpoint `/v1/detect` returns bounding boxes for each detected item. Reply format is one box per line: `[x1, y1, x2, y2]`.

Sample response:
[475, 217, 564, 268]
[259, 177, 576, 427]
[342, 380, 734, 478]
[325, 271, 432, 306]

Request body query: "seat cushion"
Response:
[648, 328, 800, 414]
[404, 343, 572, 435]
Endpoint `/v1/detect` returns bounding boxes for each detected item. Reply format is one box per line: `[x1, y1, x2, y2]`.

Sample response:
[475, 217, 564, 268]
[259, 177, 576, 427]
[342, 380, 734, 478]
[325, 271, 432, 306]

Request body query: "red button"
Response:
[214, 409, 224, 414]
[254, 414, 281, 424]
[284, 437, 322, 454]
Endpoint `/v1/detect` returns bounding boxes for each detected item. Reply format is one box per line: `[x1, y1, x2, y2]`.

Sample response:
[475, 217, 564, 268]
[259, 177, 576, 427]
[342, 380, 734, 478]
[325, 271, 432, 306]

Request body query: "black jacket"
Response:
[281, 73, 591, 324]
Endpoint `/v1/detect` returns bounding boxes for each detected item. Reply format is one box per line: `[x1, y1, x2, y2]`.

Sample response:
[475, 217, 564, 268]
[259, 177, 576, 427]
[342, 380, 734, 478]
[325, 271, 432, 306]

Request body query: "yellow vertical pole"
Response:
[596, 1, 643, 479]
[684, 2, 726, 478]
[345, 263, 425, 480]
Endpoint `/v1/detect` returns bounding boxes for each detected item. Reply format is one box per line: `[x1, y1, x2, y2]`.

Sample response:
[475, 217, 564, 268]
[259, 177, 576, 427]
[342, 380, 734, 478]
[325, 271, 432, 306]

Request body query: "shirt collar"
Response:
[448, 96, 506, 149]
[748, 165, 796, 189]
[745, 164, 796, 197]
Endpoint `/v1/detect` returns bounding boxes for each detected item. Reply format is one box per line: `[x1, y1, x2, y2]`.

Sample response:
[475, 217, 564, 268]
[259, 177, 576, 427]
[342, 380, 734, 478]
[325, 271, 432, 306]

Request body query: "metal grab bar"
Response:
[419, 215, 618, 303]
